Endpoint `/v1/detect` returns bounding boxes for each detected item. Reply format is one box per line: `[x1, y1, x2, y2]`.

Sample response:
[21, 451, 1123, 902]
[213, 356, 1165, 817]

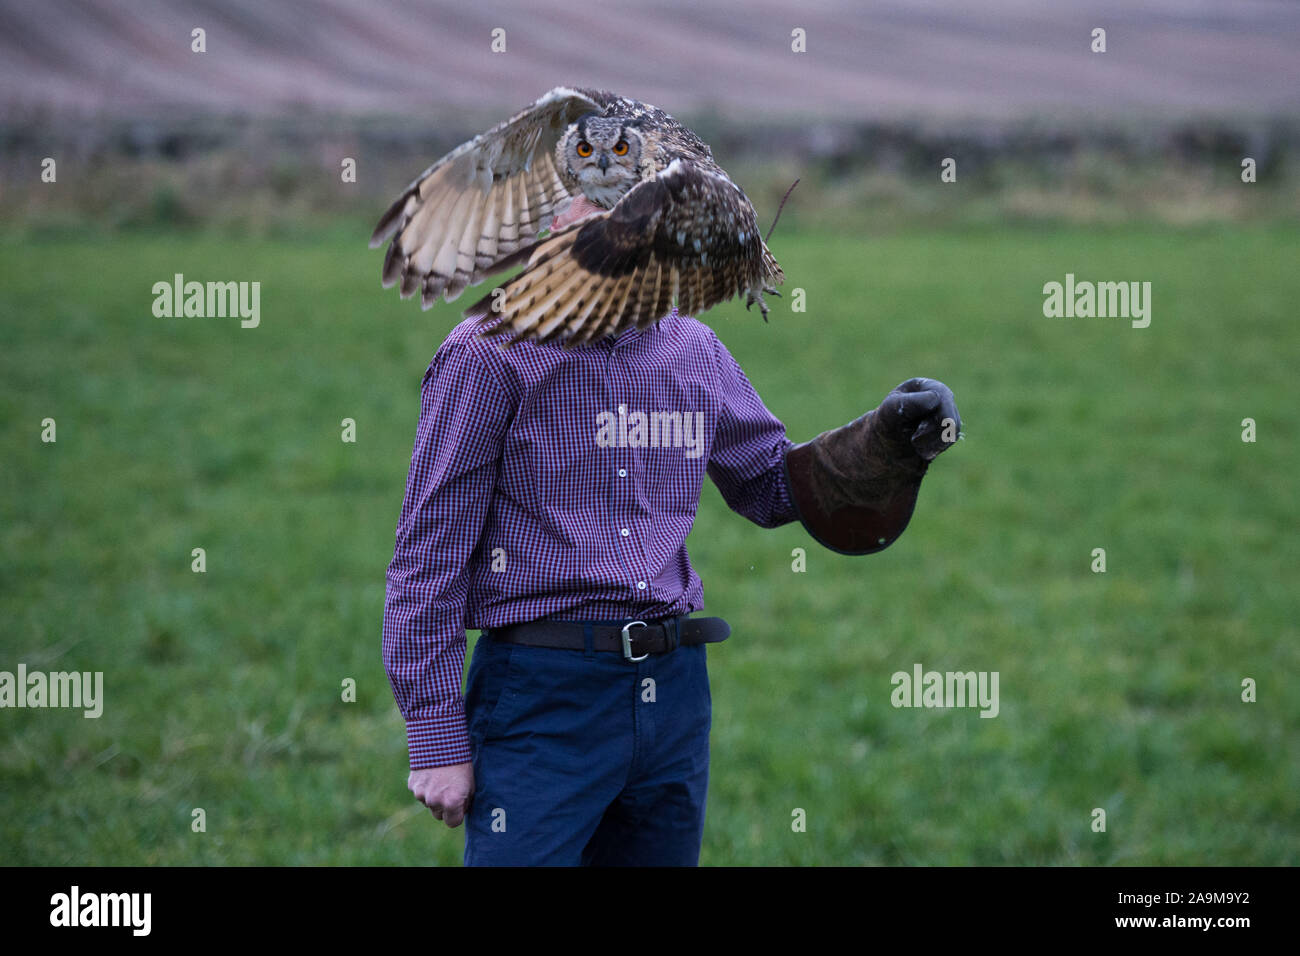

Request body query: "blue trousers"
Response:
[462, 626, 712, 866]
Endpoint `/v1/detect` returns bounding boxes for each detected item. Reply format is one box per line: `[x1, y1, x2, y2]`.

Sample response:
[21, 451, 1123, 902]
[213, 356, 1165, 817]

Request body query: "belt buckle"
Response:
[621, 620, 649, 662]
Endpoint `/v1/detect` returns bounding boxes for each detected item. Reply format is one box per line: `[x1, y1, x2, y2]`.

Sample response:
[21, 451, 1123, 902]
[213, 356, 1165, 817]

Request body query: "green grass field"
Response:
[2, 222, 1297, 865]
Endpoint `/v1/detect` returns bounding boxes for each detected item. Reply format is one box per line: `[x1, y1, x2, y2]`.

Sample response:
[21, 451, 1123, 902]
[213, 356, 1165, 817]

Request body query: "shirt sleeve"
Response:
[706, 333, 799, 529]
[382, 335, 515, 769]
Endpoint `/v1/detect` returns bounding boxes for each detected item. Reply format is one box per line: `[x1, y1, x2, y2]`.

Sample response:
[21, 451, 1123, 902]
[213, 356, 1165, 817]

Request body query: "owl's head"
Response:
[558, 115, 643, 206]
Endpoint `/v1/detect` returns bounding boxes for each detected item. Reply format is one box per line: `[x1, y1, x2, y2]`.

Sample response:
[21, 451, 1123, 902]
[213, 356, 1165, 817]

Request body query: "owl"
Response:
[369, 87, 784, 345]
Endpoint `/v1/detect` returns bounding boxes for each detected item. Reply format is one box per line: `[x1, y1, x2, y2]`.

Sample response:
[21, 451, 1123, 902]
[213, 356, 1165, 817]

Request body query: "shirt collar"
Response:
[607, 308, 676, 348]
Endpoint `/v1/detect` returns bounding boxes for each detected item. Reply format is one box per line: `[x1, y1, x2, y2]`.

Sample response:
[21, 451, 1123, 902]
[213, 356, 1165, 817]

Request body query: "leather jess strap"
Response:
[489, 616, 730, 659]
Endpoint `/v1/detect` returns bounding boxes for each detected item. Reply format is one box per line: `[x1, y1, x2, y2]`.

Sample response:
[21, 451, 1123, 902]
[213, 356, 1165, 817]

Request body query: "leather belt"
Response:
[489, 616, 730, 662]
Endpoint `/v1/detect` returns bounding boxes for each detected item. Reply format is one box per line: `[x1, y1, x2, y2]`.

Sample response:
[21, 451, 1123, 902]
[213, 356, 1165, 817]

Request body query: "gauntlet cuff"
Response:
[783, 409, 929, 555]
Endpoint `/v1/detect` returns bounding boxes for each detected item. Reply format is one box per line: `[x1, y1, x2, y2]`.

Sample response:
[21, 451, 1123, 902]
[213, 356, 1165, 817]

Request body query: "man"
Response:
[383, 197, 961, 866]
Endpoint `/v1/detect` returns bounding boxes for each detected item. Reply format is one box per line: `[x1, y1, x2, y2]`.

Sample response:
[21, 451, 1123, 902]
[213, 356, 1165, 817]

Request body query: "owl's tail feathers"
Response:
[761, 243, 785, 286]
[463, 216, 694, 347]
[462, 226, 597, 345]
[742, 242, 785, 324]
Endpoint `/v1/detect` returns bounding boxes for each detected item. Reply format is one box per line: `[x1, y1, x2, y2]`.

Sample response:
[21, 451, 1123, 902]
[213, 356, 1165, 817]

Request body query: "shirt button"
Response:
[620, 528, 629, 537]
[618, 468, 627, 478]
[636, 581, 647, 590]
[618, 404, 627, 414]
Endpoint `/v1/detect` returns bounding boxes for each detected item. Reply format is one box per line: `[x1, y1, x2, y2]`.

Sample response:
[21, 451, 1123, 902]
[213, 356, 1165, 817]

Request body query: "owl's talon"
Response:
[745, 287, 773, 321]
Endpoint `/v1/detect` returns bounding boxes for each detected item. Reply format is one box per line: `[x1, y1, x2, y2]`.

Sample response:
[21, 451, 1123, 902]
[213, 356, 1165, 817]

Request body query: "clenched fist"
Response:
[875, 377, 962, 462]
[408, 762, 474, 828]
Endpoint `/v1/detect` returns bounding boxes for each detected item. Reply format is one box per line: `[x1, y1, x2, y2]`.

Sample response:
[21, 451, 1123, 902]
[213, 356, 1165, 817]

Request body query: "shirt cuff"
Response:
[406, 714, 473, 769]
[773, 441, 798, 525]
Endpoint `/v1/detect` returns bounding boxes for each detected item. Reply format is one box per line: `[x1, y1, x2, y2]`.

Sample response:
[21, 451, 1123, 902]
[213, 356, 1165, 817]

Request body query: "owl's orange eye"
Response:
[613, 140, 629, 156]
[576, 141, 593, 157]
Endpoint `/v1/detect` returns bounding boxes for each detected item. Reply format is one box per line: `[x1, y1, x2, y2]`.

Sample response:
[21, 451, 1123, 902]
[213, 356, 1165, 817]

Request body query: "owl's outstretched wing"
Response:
[463, 159, 784, 346]
[369, 87, 602, 306]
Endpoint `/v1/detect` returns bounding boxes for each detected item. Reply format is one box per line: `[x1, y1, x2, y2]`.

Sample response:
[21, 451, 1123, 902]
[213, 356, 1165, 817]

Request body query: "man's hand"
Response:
[876, 377, 961, 462]
[409, 763, 474, 828]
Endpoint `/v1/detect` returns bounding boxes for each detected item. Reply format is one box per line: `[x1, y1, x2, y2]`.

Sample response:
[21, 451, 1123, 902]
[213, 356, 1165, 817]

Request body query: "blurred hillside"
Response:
[1, 1, 1298, 234]
[2, 0, 1298, 118]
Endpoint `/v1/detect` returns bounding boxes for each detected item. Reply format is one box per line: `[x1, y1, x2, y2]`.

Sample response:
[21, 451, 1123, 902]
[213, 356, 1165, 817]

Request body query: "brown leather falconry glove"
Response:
[783, 378, 961, 555]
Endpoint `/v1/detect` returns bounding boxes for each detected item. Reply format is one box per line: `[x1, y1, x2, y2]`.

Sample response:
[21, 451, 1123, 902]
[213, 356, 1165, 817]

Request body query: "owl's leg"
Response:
[744, 285, 782, 321]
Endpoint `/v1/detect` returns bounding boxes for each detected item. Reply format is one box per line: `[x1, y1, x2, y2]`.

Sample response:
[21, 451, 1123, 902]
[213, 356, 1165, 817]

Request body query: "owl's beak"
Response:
[598, 153, 609, 172]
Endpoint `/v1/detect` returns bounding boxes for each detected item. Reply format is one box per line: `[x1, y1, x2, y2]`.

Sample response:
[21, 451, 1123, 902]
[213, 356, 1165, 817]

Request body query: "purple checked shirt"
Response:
[383, 310, 797, 768]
